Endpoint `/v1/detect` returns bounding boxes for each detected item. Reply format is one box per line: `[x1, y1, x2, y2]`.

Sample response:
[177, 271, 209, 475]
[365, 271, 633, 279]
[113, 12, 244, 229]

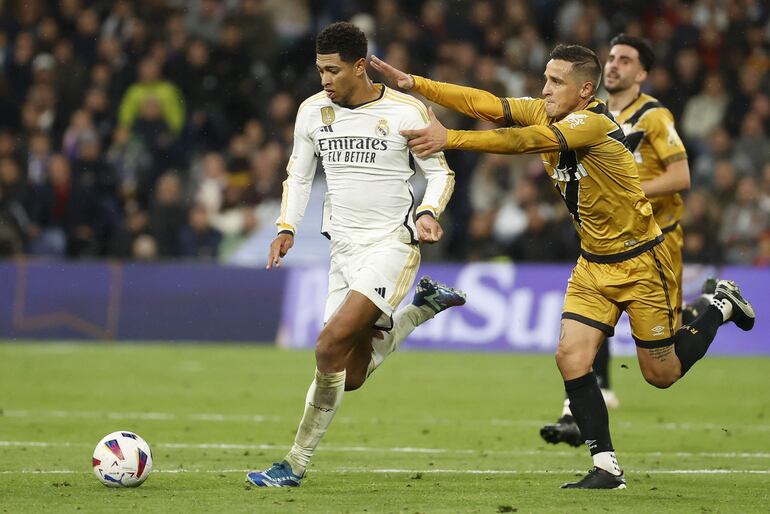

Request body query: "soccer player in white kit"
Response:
[247, 22, 466, 488]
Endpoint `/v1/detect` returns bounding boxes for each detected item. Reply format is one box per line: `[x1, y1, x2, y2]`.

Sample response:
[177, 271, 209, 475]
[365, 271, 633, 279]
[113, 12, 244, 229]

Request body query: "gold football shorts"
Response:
[562, 242, 680, 348]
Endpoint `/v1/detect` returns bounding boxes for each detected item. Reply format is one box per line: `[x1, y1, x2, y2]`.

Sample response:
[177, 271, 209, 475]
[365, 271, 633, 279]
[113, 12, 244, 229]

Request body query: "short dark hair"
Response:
[609, 34, 655, 71]
[550, 44, 602, 90]
[316, 22, 368, 63]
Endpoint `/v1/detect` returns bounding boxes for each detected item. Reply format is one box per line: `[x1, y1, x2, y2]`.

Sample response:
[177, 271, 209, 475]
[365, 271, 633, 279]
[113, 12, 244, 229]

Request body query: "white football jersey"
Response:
[276, 84, 455, 244]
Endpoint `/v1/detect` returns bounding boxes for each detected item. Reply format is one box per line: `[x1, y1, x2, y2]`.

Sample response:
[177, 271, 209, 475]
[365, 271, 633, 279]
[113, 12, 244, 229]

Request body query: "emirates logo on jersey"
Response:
[375, 119, 389, 137]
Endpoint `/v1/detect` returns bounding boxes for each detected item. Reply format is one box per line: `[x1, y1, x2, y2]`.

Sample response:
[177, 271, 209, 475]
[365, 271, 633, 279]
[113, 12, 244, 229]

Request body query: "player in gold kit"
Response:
[372, 44, 755, 489]
[540, 34, 717, 448]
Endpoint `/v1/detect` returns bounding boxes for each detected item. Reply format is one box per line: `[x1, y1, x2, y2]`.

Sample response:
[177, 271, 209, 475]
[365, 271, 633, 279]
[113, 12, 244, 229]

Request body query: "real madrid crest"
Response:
[375, 118, 389, 137]
[321, 106, 335, 125]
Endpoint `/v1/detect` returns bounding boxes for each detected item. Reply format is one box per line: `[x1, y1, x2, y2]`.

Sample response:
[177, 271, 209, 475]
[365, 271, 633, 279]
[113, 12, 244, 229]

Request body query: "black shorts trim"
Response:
[650, 246, 675, 338]
[634, 336, 674, 349]
[580, 234, 664, 264]
[373, 315, 394, 333]
[661, 221, 679, 235]
[562, 312, 615, 337]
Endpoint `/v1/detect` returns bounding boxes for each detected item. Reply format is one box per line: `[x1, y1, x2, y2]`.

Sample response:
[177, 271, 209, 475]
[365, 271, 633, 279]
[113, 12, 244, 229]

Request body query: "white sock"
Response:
[284, 369, 345, 476]
[366, 305, 434, 377]
[593, 451, 622, 475]
[710, 296, 733, 323]
[561, 398, 572, 417]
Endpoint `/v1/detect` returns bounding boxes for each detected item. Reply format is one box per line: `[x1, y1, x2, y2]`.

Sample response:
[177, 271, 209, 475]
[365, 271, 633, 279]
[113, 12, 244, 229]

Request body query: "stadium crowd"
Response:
[0, 0, 768, 265]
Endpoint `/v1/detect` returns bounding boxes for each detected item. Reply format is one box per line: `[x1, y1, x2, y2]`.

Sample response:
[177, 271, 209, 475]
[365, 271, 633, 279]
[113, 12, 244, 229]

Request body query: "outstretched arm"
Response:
[402, 107, 562, 157]
[371, 55, 508, 124]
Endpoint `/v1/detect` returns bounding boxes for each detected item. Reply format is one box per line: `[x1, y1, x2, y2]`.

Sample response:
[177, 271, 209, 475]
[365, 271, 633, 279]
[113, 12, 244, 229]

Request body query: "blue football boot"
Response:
[412, 276, 467, 314]
[246, 461, 303, 487]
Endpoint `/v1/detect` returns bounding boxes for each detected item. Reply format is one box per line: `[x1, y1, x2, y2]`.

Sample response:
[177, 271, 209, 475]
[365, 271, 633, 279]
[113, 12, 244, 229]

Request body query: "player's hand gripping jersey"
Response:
[276, 85, 455, 244]
[412, 76, 662, 262]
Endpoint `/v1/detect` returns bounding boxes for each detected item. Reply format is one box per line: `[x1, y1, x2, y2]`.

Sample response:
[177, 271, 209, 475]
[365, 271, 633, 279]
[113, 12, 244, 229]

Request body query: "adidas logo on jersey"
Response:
[320, 125, 334, 133]
[375, 287, 386, 298]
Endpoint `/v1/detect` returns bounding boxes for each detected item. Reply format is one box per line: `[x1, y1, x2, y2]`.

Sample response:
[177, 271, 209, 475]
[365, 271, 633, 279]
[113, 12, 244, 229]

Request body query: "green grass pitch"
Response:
[1, 342, 769, 513]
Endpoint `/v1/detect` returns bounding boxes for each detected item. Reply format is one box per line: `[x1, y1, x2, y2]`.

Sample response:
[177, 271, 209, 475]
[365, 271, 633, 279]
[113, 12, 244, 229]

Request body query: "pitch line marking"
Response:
[1, 441, 770, 459]
[5, 409, 770, 432]
[1, 468, 769, 476]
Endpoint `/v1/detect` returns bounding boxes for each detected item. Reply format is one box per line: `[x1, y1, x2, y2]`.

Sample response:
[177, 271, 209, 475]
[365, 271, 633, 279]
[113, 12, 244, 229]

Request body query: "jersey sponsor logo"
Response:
[563, 113, 587, 129]
[318, 137, 388, 152]
[321, 106, 335, 125]
[375, 118, 389, 137]
[552, 150, 586, 226]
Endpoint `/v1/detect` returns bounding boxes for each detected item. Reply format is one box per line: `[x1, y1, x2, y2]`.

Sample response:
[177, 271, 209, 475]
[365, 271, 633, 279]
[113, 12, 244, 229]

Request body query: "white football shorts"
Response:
[324, 238, 421, 330]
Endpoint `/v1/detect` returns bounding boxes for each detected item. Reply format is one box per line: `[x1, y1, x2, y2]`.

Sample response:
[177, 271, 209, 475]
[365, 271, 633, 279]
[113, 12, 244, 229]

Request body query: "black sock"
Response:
[564, 372, 613, 455]
[593, 338, 610, 389]
[674, 305, 723, 377]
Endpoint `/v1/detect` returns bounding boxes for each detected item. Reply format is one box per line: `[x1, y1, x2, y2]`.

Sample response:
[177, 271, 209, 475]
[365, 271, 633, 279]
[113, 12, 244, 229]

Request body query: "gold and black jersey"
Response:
[612, 93, 687, 231]
[412, 76, 662, 261]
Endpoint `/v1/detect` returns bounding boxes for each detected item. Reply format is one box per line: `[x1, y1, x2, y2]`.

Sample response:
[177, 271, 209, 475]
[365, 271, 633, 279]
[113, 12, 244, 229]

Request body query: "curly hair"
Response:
[550, 44, 602, 90]
[316, 22, 368, 63]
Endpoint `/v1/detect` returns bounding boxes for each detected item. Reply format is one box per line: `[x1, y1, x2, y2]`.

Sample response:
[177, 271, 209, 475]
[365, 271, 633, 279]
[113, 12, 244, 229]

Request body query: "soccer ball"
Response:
[92, 431, 153, 487]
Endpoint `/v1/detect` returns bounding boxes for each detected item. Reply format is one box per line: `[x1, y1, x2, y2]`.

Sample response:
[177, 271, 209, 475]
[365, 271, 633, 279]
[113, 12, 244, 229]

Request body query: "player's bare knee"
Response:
[555, 348, 591, 378]
[641, 367, 676, 389]
[315, 330, 348, 370]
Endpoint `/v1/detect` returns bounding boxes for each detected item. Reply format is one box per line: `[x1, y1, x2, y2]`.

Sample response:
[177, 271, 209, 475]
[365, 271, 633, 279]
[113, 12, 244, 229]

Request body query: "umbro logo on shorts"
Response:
[375, 287, 386, 298]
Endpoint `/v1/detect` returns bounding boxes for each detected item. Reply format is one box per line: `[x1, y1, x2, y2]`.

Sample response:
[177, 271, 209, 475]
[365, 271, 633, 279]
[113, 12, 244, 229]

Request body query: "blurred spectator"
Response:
[509, 203, 570, 262]
[178, 204, 222, 259]
[241, 141, 284, 207]
[132, 233, 159, 261]
[106, 126, 152, 200]
[25, 132, 52, 186]
[169, 38, 225, 150]
[693, 127, 754, 186]
[712, 159, 739, 206]
[109, 199, 148, 258]
[681, 72, 728, 144]
[733, 113, 770, 174]
[719, 176, 769, 264]
[235, 0, 277, 64]
[73, 8, 100, 67]
[723, 67, 762, 135]
[681, 190, 722, 264]
[184, 0, 227, 44]
[101, 1, 135, 43]
[26, 154, 99, 256]
[0, 158, 26, 207]
[118, 57, 185, 134]
[0, 180, 28, 256]
[147, 171, 187, 257]
[194, 152, 228, 216]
